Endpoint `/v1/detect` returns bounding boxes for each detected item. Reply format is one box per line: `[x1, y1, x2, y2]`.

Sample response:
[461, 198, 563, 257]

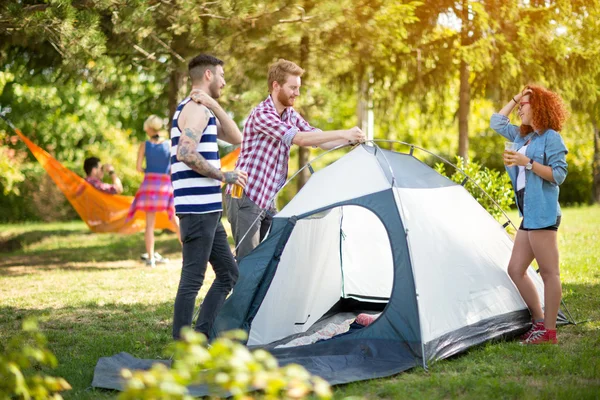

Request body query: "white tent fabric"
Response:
[394, 186, 544, 343]
[247, 145, 545, 348]
[340, 205, 393, 300]
[249, 210, 343, 345]
[277, 146, 390, 218]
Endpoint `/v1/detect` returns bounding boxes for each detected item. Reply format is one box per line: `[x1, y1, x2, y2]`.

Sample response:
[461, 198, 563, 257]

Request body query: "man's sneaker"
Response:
[520, 321, 545, 341]
[521, 329, 558, 345]
[145, 258, 156, 268]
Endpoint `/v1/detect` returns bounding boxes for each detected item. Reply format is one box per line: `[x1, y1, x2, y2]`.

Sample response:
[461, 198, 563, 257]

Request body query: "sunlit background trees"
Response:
[1, 0, 599, 221]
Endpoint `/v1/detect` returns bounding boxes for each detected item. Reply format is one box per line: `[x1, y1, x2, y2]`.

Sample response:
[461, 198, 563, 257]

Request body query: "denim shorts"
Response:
[516, 188, 561, 231]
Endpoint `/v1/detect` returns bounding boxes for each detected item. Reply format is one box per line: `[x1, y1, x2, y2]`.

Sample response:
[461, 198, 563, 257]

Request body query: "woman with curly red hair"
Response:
[491, 84, 569, 344]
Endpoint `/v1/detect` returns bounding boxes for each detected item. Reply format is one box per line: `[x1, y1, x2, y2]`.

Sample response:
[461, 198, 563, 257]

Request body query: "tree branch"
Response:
[198, 13, 230, 20]
[150, 33, 186, 63]
[132, 44, 157, 61]
[22, 1, 94, 13]
[278, 15, 315, 24]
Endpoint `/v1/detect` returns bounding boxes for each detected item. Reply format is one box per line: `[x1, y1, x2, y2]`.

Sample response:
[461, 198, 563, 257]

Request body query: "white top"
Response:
[516, 144, 529, 191]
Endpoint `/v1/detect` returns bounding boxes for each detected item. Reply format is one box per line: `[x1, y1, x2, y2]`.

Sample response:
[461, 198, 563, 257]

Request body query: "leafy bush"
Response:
[0, 319, 71, 399]
[435, 156, 515, 220]
[0, 140, 25, 195]
[559, 125, 594, 205]
[120, 329, 332, 400]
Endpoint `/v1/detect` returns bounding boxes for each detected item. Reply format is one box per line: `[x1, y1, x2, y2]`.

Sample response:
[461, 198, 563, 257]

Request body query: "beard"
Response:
[276, 90, 295, 107]
[208, 79, 221, 99]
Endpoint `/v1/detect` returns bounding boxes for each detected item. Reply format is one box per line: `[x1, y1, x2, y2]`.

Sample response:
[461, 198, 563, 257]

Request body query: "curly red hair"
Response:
[519, 84, 569, 136]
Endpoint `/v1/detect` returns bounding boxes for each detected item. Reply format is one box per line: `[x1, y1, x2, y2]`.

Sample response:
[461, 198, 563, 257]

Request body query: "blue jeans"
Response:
[172, 212, 239, 340]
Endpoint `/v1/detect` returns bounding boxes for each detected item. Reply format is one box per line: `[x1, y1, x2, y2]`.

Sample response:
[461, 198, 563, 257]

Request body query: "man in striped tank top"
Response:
[171, 54, 247, 340]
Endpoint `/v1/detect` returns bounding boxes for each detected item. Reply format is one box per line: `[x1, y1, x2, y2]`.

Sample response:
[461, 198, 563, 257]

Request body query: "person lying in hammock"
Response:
[83, 156, 123, 194]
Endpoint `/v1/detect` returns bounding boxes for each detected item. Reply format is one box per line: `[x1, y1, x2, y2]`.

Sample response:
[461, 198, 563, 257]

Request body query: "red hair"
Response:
[267, 59, 304, 93]
[520, 84, 569, 136]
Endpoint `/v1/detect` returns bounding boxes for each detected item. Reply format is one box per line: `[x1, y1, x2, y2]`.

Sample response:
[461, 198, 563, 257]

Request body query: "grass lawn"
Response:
[1, 206, 599, 399]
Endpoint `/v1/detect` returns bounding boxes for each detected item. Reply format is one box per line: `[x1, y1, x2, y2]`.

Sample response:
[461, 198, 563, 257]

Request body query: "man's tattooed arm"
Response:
[177, 105, 246, 184]
[177, 126, 225, 181]
[177, 126, 243, 184]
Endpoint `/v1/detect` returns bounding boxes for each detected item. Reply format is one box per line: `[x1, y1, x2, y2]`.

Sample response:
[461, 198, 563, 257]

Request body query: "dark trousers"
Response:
[172, 212, 239, 340]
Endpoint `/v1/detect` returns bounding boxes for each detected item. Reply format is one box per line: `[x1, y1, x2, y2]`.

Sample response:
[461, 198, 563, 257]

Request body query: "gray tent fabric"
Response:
[269, 339, 418, 385]
[366, 146, 456, 189]
[92, 353, 167, 391]
[93, 353, 210, 396]
[91, 145, 571, 395]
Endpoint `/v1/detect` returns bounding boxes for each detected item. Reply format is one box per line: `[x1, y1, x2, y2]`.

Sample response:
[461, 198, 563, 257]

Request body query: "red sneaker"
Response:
[521, 329, 558, 345]
[520, 321, 545, 341]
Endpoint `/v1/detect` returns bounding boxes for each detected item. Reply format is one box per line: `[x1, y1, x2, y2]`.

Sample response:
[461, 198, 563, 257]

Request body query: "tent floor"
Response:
[258, 297, 386, 350]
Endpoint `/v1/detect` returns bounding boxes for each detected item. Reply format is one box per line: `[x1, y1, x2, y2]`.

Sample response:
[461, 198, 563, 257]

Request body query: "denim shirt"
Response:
[490, 113, 568, 229]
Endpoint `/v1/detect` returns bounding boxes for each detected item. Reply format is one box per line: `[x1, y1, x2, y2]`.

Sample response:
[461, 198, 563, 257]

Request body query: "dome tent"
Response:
[92, 142, 570, 392]
[210, 143, 567, 384]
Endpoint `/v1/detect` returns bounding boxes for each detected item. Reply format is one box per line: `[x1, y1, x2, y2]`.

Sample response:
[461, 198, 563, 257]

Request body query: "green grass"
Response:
[1, 206, 599, 399]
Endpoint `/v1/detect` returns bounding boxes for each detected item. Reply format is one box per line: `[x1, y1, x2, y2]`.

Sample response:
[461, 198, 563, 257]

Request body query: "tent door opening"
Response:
[247, 205, 394, 346]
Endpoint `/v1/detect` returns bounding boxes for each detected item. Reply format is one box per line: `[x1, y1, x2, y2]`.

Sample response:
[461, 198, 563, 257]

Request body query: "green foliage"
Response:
[558, 114, 595, 205]
[119, 328, 332, 400]
[435, 156, 514, 219]
[0, 141, 25, 195]
[0, 319, 71, 399]
[1, 0, 106, 67]
[1, 0, 599, 221]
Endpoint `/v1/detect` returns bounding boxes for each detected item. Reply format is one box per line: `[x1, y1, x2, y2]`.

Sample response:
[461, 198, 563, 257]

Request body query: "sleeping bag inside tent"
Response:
[211, 144, 566, 384]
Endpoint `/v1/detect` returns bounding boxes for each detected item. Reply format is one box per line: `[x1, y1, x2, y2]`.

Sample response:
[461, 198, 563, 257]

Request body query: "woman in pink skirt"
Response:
[128, 115, 179, 266]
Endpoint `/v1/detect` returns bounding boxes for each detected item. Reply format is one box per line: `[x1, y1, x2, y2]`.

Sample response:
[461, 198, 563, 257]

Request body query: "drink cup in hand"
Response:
[504, 142, 518, 166]
[504, 142, 518, 152]
[231, 183, 243, 199]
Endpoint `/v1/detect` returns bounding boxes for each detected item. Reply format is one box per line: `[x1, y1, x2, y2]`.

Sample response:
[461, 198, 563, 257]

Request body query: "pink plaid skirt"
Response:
[127, 173, 175, 220]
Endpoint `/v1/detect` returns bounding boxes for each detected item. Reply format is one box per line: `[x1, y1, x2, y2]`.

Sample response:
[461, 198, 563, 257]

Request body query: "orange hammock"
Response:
[13, 126, 240, 234]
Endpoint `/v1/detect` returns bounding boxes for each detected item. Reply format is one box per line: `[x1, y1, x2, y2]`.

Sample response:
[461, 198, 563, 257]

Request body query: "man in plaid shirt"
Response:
[225, 59, 365, 260]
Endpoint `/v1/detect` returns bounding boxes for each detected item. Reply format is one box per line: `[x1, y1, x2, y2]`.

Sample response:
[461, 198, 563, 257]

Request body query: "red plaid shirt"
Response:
[231, 95, 320, 210]
[85, 176, 118, 194]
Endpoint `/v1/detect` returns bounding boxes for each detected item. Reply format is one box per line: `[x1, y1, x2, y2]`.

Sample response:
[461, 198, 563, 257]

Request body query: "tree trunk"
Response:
[593, 116, 600, 203]
[457, 0, 470, 160]
[356, 61, 368, 136]
[168, 67, 187, 120]
[297, 6, 312, 192]
[359, 75, 370, 134]
[458, 60, 470, 159]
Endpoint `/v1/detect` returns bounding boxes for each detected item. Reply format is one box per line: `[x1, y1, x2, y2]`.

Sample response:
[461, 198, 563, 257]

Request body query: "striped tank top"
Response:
[170, 98, 222, 214]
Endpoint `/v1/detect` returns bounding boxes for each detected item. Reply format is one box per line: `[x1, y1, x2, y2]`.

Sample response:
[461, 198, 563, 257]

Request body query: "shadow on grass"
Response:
[0, 229, 81, 253]
[0, 262, 148, 277]
[0, 301, 177, 399]
[0, 232, 181, 271]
